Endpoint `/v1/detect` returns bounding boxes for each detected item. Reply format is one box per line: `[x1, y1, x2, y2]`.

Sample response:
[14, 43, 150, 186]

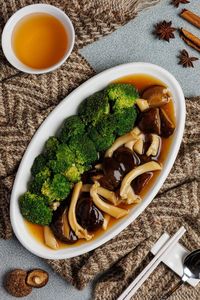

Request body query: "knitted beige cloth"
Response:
[1, 1, 200, 299]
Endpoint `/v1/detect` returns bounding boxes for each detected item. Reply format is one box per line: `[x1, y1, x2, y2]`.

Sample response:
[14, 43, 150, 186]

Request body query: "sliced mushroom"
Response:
[95, 163, 103, 170]
[136, 99, 150, 111]
[133, 134, 145, 155]
[101, 157, 124, 190]
[44, 226, 59, 250]
[120, 161, 162, 199]
[146, 134, 161, 157]
[131, 172, 153, 195]
[50, 201, 60, 211]
[81, 184, 92, 192]
[113, 147, 140, 173]
[4, 269, 32, 297]
[125, 186, 141, 205]
[138, 108, 161, 135]
[160, 108, 175, 137]
[105, 129, 139, 157]
[142, 85, 172, 108]
[76, 197, 104, 231]
[102, 214, 111, 230]
[124, 140, 136, 151]
[51, 206, 78, 244]
[131, 127, 141, 135]
[97, 186, 120, 205]
[90, 182, 129, 219]
[26, 269, 49, 288]
[68, 182, 93, 240]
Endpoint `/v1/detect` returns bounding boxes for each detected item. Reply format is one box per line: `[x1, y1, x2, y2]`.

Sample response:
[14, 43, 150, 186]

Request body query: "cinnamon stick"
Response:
[180, 28, 200, 52]
[180, 9, 200, 29]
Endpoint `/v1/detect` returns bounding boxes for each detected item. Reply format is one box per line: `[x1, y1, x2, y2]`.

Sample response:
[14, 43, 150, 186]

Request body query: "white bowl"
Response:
[1, 4, 75, 74]
[10, 63, 185, 259]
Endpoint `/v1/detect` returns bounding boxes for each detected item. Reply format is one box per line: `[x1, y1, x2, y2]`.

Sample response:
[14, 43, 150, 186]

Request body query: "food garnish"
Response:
[171, 0, 190, 8]
[180, 9, 200, 29]
[180, 28, 200, 53]
[153, 21, 176, 42]
[19, 81, 175, 249]
[26, 269, 49, 288]
[178, 49, 199, 68]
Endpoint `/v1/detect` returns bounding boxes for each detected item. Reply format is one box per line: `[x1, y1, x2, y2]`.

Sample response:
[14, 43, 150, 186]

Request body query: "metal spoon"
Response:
[160, 249, 200, 299]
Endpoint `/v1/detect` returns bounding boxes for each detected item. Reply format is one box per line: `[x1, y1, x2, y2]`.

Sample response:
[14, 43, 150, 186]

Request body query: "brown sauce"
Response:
[25, 74, 176, 248]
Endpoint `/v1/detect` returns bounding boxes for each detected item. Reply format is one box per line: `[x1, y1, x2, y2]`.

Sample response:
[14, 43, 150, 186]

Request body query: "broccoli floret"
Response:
[68, 134, 98, 165]
[114, 107, 138, 136]
[88, 127, 115, 152]
[29, 167, 51, 194]
[63, 164, 85, 182]
[106, 83, 139, 112]
[48, 159, 68, 174]
[41, 174, 72, 202]
[56, 144, 75, 165]
[44, 137, 59, 160]
[19, 192, 52, 225]
[31, 154, 47, 177]
[95, 115, 117, 137]
[59, 115, 86, 144]
[78, 91, 110, 126]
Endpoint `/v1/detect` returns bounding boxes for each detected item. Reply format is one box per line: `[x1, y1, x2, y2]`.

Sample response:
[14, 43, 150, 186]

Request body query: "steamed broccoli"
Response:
[29, 167, 51, 194]
[56, 144, 75, 165]
[68, 134, 98, 165]
[88, 127, 115, 152]
[63, 164, 86, 182]
[41, 174, 72, 202]
[59, 115, 86, 144]
[19, 192, 52, 225]
[114, 107, 138, 136]
[44, 137, 59, 160]
[106, 83, 139, 112]
[78, 91, 110, 126]
[31, 154, 47, 177]
[48, 159, 68, 174]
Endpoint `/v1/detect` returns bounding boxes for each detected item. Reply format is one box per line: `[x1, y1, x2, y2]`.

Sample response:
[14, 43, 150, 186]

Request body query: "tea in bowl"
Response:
[1, 4, 75, 74]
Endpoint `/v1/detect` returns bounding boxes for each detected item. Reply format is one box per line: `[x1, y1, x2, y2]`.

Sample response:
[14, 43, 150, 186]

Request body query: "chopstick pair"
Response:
[117, 226, 186, 300]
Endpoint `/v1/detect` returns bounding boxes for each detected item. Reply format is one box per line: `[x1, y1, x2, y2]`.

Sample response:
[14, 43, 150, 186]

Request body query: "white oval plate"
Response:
[10, 63, 185, 259]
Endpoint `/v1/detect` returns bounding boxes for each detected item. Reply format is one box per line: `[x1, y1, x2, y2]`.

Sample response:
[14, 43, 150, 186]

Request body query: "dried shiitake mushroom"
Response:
[26, 269, 49, 288]
[4, 269, 32, 297]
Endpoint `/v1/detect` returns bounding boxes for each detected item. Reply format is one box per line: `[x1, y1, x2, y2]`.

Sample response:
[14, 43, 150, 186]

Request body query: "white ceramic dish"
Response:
[1, 4, 75, 74]
[10, 63, 185, 259]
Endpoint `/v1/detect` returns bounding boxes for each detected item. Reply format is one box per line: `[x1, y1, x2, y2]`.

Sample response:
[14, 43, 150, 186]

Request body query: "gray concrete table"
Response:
[1, 0, 200, 299]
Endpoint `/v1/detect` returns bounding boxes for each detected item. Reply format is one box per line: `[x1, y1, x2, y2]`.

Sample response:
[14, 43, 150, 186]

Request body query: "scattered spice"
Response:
[154, 21, 176, 42]
[4, 269, 32, 297]
[180, 9, 200, 29]
[180, 28, 200, 52]
[171, 0, 190, 8]
[178, 49, 198, 68]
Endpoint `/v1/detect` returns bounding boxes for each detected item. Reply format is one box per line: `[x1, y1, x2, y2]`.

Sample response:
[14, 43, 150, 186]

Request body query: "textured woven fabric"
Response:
[1, 1, 200, 299]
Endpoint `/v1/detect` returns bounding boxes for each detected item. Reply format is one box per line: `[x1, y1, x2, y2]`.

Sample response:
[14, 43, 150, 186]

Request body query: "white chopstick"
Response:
[117, 226, 186, 300]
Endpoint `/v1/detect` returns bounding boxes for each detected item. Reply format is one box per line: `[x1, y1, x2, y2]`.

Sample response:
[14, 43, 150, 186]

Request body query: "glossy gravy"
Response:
[26, 74, 175, 248]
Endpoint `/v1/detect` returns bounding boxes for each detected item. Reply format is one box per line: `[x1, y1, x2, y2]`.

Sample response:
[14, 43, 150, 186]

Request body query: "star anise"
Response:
[178, 49, 198, 68]
[153, 21, 176, 42]
[171, 0, 190, 8]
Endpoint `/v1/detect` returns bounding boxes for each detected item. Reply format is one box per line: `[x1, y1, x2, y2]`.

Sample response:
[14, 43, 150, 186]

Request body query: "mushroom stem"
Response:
[90, 182, 129, 219]
[105, 130, 139, 158]
[146, 134, 161, 157]
[133, 134, 145, 155]
[120, 162, 162, 199]
[125, 186, 141, 205]
[102, 214, 111, 230]
[68, 182, 93, 240]
[97, 186, 119, 205]
[81, 184, 92, 192]
[44, 226, 59, 250]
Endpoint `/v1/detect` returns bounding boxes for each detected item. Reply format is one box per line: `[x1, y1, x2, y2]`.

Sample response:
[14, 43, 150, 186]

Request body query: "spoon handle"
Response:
[160, 280, 184, 300]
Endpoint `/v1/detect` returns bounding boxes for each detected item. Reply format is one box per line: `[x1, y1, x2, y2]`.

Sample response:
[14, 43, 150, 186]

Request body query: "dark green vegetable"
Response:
[78, 91, 110, 126]
[59, 115, 86, 144]
[56, 144, 75, 164]
[29, 167, 51, 194]
[19, 192, 52, 225]
[68, 134, 98, 165]
[44, 137, 59, 160]
[106, 83, 139, 112]
[88, 127, 115, 152]
[31, 154, 47, 177]
[63, 164, 86, 182]
[41, 174, 72, 202]
[114, 107, 138, 136]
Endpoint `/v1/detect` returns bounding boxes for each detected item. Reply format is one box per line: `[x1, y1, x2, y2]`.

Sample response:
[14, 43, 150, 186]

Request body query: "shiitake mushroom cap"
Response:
[26, 269, 49, 288]
[4, 269, 32, 297]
